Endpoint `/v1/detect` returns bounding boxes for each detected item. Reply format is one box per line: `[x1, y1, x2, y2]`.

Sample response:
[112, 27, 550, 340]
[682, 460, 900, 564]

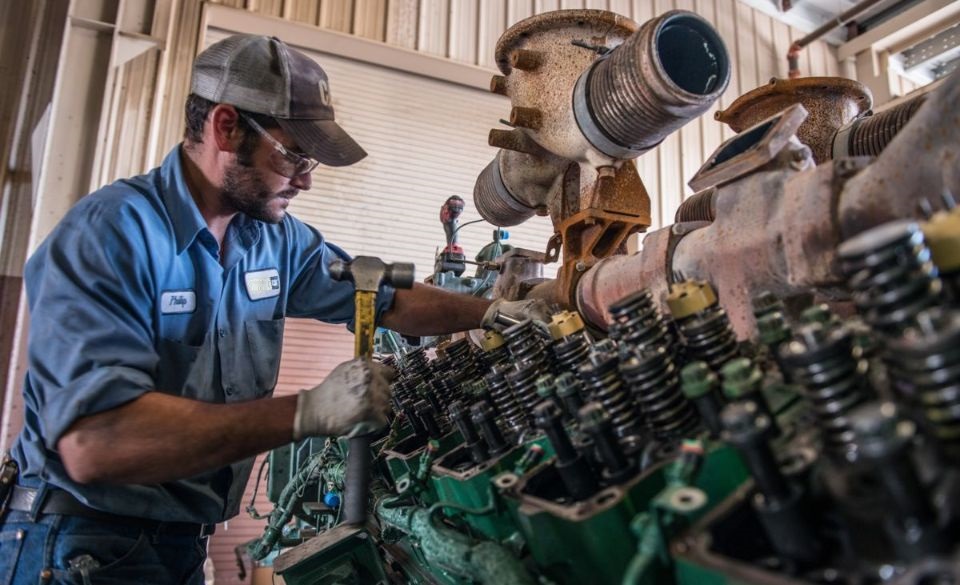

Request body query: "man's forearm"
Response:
[380, 283, 491, 336]
[58, 392, 298, 485]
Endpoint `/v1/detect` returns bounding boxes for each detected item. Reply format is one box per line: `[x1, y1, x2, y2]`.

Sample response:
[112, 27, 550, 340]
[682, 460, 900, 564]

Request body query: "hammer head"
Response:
[330, 256, 416, 292]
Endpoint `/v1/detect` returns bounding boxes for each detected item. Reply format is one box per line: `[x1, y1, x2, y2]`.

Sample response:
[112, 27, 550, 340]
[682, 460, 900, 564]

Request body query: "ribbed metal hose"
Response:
[473, 153, 537, 227]
[580, 10, 730, 155]
[674, 187, 716, 223]
[833, 94, 928, 158]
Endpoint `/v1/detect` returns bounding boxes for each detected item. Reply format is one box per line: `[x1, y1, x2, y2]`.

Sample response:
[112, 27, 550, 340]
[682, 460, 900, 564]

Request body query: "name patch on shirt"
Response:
[245, 268, 281, 301]
[160, 290, 197, 314]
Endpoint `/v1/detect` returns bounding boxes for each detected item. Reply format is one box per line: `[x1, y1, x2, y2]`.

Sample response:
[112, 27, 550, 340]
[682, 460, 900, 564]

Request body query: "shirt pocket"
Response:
[155, 337, 203, 394]
[243, 318, 285, 395]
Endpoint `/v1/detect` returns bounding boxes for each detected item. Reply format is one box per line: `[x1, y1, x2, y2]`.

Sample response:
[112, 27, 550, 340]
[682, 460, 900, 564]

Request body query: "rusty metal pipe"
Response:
[574, 11, 730, 158]
[787, 0, 887, 78]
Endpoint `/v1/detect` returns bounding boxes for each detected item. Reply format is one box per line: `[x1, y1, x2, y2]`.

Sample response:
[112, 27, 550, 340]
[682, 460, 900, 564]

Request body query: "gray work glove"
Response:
[482, 298, 554, 331]
[293, 357, 395, 439]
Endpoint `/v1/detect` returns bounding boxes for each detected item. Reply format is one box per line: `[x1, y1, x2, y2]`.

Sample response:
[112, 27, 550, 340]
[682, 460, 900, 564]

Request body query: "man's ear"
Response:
[208, 104, 243, 153]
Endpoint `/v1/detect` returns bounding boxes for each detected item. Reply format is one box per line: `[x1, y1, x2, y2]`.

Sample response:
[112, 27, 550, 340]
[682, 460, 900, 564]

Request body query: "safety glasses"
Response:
[240, 114, 320, 178]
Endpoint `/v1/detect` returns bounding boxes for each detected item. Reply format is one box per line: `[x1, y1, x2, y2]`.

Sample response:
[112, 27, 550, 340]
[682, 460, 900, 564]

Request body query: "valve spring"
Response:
[620, 347, 700, 440]
[676, 307, 739, 372]
[403, 347, 430, 377]
[478, 343, 511, 371]
[392, 377, 417, 410]
[608, 290, 678, 355]
[550, 334, 592, 375]
[503, 319, 550, 372]
[886, 308, 960, 459]
[752, 291, 785, 322]
[778, 322, 872, 456]
[506, 359, 545, 428]
[444, 338, 481, 382]
[433, 375, 464, 412]
[838, 220, 942, 335]
[578, 354, 644, 445]
[414, 379, 448, 424]
[485, 365, 528, 436]
[380, 355, 398, 370]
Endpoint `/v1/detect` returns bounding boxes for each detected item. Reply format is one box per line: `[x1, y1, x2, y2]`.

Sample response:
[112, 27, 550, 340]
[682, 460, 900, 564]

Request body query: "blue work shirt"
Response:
[11, 146, 395, 523]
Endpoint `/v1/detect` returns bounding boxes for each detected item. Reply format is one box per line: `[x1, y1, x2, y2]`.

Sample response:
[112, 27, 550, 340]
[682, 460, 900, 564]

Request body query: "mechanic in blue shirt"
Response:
[0, 35, 547, 584]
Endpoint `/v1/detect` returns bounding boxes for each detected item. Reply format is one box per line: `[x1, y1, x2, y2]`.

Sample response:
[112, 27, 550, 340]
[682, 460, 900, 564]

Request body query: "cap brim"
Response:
[276, 118, 368, 167]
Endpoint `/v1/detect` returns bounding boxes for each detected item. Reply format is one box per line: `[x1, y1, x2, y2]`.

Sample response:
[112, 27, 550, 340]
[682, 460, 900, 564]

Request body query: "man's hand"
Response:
[293, 358, 395, 439]
[481, 298, 554, 331]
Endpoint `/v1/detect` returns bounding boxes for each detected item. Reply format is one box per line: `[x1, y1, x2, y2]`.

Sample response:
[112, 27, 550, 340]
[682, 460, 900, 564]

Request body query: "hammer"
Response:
[329, 256, 415, 526]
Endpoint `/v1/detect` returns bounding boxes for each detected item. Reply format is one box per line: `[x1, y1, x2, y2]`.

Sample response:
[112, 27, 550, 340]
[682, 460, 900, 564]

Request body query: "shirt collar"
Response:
[160, 146, 213, 255]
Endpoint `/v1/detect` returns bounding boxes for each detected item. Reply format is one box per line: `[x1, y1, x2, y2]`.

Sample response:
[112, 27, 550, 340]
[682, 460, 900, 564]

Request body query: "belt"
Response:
[9, 486, 215, 537]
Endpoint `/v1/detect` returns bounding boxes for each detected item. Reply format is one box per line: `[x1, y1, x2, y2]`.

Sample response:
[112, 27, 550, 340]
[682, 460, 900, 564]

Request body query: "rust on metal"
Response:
[510, 49, 544, 71]
[490, 75, 508, 96]
[715, 76, 872, 164]
[510, 106, 544, 130]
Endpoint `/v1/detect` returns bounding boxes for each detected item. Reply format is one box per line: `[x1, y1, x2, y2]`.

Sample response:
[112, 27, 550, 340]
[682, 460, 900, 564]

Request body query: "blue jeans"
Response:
[0, 510, 208, 585]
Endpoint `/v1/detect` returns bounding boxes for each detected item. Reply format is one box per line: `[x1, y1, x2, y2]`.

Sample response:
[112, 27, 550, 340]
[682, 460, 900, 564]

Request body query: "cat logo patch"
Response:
[245, 268, 281, 301]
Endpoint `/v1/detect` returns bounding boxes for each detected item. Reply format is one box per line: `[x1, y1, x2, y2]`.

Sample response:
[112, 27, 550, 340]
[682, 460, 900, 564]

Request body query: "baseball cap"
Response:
[191, 34, 367, 167]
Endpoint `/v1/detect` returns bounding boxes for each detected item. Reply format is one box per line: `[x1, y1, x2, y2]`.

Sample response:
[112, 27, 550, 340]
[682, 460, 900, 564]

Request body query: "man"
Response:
[0, 35, 547, 584]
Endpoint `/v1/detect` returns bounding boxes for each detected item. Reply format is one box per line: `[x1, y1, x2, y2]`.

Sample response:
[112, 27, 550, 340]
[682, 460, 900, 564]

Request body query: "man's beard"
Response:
[221, 160, 296, 224]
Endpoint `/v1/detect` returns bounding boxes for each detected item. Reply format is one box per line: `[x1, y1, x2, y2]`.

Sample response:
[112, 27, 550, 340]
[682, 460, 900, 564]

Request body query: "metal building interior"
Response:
[1, 0, 959, 583]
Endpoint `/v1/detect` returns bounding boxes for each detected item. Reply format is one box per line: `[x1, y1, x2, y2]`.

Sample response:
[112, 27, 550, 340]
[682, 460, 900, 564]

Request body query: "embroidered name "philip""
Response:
[160, 290, 197, 314]
[245, 268, 281, 301]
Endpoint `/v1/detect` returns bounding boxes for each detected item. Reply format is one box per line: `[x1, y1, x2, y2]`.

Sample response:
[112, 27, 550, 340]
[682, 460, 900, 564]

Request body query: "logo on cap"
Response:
[318, 80, 331, 106]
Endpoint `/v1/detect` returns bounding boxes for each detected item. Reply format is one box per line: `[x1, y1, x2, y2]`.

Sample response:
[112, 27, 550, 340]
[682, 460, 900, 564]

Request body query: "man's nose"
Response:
[290, 171, 312, 191]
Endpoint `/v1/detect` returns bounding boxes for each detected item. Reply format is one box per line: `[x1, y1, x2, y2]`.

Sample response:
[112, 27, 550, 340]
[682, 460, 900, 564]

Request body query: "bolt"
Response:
[720, 358, 763, 401]
[490, 75, 508, 96]
[721, 401, 790, 500]
[534, 401, 598, 500]
[510, 49, 543, 71]
[575, 261, 587, 272]
[680, 361, 724, 437]
[471, 402, 510, 456]
[509, 106, 542, 130]
[535, 374, 556, 400]
[579, 402, 635, 483]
